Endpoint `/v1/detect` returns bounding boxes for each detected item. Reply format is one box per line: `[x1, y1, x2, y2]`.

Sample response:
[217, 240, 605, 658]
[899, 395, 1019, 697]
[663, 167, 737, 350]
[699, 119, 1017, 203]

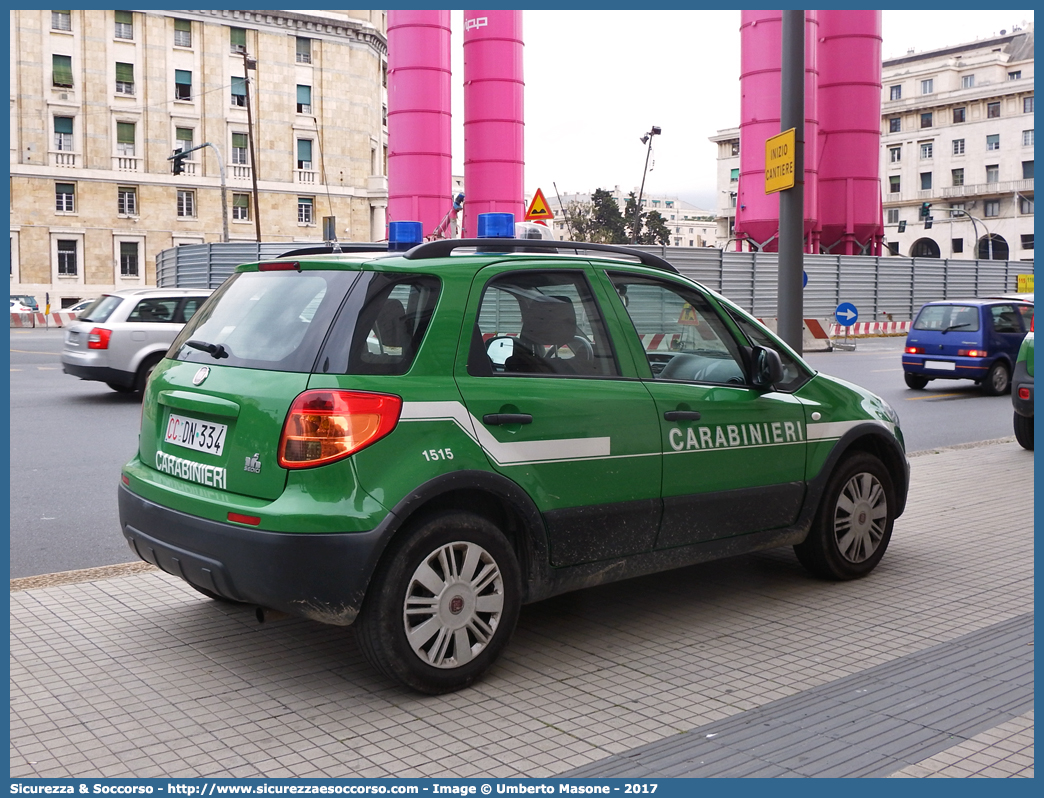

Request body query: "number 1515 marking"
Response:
[421, 448, 453, 462]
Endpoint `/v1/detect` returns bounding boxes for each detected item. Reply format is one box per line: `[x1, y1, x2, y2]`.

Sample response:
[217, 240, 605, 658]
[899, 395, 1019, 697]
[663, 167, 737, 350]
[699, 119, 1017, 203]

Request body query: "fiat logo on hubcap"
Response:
[449, 596, 465, 615]
[192, 366, 210, 385]
[858, 511, 868, 525]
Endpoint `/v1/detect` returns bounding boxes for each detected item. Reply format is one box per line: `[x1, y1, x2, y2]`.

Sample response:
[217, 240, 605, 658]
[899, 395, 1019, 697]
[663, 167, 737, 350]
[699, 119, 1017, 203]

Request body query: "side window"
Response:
[1015, 304, 1034, 330]
[346, 275, 441, 376]
[127, 298, 177, 323]
[177, 297, 207, 323]
[991, 304, 1022, 334]
[469, 271, 619, 377]
[607, 272, 745, 385]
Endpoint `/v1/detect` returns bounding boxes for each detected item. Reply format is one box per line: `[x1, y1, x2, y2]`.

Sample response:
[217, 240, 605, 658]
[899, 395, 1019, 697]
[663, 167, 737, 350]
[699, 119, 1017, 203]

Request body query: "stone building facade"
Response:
[10, 9, 388, 308]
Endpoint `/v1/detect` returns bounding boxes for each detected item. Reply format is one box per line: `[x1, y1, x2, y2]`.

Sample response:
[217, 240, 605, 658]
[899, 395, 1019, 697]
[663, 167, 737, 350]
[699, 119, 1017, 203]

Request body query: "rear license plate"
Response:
[925, 360, 956, 371]
[165, 412, 228, 456]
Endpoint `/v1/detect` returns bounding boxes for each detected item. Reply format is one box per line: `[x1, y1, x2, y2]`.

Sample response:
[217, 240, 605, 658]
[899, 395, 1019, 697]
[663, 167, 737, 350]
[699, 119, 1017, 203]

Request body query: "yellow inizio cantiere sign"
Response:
[1017, 274, 1034, 293]
[765, 128, 796, 194]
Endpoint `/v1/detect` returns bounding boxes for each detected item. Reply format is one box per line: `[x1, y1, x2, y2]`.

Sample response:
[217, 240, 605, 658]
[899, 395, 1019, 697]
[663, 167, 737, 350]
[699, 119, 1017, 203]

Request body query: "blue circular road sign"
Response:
[802, 271, 808, 289]
[835, 302, 859, 326]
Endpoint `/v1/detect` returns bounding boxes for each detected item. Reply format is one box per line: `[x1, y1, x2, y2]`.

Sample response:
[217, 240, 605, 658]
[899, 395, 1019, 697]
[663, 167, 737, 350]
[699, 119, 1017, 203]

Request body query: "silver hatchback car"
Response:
[61, 288, 212, 393]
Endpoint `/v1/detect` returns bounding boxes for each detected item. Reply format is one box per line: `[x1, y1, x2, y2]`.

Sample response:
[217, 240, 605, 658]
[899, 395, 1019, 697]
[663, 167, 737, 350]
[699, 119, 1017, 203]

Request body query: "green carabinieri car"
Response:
[119, 225, 910, 694]
[1012, 328, 1034, 450]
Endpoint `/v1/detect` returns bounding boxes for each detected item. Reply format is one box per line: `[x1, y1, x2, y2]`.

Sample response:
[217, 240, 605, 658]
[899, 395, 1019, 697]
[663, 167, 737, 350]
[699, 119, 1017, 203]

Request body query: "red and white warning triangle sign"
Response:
[525, 188, 554, 221]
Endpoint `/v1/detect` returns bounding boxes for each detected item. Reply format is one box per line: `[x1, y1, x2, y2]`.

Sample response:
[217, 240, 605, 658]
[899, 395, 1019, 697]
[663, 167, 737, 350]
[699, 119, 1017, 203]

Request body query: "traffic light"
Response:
[924, 216, 933, 230]
[171, 149, 186, 176]
[919, 202, 931, 219]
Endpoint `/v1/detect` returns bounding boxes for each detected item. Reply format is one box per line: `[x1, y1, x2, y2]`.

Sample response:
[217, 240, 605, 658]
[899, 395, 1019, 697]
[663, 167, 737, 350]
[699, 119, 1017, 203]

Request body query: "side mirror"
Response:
[752, 346, 784, 388]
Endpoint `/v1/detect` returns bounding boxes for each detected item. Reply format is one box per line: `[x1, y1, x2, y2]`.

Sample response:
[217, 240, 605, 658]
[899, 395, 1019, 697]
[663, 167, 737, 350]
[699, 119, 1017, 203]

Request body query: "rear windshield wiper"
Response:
[185, 339, 229, 359]
[942, 323, 972, 333]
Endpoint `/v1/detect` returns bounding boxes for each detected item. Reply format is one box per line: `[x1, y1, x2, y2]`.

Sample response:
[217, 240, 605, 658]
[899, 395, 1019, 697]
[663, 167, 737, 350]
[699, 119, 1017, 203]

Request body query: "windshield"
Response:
[78, 294, 123, 323]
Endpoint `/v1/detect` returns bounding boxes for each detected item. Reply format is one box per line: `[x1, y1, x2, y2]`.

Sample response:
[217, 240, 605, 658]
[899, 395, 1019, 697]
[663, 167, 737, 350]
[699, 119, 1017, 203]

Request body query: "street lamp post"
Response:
[948, 208, 991, 259]
[632, 126, 661, 244]
[168, 142, 229, 243]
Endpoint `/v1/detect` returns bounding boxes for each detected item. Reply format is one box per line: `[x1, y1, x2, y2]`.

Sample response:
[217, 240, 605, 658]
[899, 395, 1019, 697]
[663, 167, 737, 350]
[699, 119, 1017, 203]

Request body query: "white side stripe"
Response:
[806, 419, 894, 440]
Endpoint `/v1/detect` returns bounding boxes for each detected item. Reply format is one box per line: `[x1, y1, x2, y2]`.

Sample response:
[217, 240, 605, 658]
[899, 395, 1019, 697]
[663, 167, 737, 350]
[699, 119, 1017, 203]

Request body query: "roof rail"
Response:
[278, 243, 388, 258]
[401, 239, 679, 274]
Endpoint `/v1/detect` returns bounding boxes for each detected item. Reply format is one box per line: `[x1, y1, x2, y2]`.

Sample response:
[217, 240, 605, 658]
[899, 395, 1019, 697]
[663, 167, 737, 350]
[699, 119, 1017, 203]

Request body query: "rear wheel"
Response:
[795, 452, 896, 580]
[1014, 411, 1034, 450]
[357, 510, 521, 694]
[904, 373, 929, 390]
[982, 361, 1010, 396]
[135, 354, 163, 393]
[106, 381, 136, 394]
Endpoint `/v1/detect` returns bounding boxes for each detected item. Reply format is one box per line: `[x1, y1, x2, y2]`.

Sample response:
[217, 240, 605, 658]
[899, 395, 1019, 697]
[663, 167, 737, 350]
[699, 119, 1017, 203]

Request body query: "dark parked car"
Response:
[903, 299, 1034, 395]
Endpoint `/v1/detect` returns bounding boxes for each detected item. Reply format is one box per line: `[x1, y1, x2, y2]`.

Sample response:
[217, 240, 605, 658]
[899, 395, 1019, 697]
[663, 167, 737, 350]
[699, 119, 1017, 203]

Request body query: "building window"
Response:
[729, 168, 739, 182]
[296, 139, 313, 169]
[175, 70, 192, 101]
[116, 122, 135, 156]
[952, 168, 964, 187]
[952, 139, 965, 156]
[118, 186, 137, 216]
[987, 134, 1000, 151]
[889, 146, 901, 163]
[984, 200, 1000, 218]
[57, 240, 77, 276]
[886, 208, 899, 224]
[1019, 196, 1034, 214]
[1009, 70, 1022, 81]
[175, 127, 193, 158]
[120, 241, 139, 276]
[889, 175, 901, 194]
[174, 18, 191, 48]
[1021, 235, 1034, 250]
[920, 142, 933, 159]
[920, 172, 933, 191]
[296, 37, 311, 63]
[952, 239, 964, 253]
[232, 133, 248, 165]
[889, 117, 901, 133]
[230, 27, 246, 53]
[115, 62, 134, 95]
[987, 101, 1000, 118]
[889, 85, 901, 101]
[114, 10, 133, 40]
[296, 85, 312, 115]
[921, 78, 934, 95]
[52, 54, 73, 88]
[177, 189, 195, 217]
[1023, 129, 1034, 147]
[961, 75, 975, 89]
[1025, 97, 1034, 114]
[730, 141, 740, 156]
[298, 197, 314, 224]
[949, 203, 966, 218]
[55, 182, 75, 213]
[54, 116, 74, 150]
[953, 107, 966, 124]
[1023, 161, 1034, 180]
[52, 10, 71, 31]
[986, 164, 999, 183]
[232, 193, 250, 221]
[887, 242, 900, 255]
[920, 112, 932, 129]
[231, 76, 246, 107]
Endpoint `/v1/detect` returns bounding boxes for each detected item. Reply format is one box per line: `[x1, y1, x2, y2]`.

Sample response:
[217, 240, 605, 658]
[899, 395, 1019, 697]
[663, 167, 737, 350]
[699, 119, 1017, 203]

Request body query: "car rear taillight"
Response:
[278, 390, 402, 468]
[958, 349, 987, 357]
[1019, 387, 1031, 400]
[87, 327, 112, 349]
[905, 346, 924, 354]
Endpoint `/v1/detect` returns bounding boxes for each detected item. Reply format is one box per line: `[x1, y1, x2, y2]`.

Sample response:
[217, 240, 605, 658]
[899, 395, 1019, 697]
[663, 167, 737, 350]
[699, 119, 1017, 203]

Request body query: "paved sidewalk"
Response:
[10, 440, 1033, 779]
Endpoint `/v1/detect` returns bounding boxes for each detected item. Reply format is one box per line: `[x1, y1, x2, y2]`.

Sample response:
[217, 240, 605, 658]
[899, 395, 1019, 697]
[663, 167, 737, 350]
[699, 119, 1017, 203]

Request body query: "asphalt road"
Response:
[9, 328, 1019, 579]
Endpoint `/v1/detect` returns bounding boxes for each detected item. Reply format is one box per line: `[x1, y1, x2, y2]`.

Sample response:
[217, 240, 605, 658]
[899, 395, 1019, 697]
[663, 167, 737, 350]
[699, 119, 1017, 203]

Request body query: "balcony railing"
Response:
[113, 156, 141, 172]
[941, 179, 1034, 199]
[230, 164, 252, 181]
[50, 151, 77, 168]
[296, 169, 316, 184]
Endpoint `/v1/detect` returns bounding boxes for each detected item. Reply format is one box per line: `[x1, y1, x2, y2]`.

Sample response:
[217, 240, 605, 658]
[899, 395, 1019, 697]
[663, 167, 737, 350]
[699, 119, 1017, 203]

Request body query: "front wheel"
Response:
[982, 361, 1010, 396]
[794, 452, 896, 580]
[356, 510, 521, 694]
[904, 373, 929, 390]
[1014, 411, 1034, 450]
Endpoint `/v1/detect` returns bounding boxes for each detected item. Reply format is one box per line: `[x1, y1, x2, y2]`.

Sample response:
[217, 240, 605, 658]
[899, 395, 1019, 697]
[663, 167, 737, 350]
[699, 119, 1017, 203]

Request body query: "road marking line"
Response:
[904, 392, 966, 401]
[870, 368, 904, 372]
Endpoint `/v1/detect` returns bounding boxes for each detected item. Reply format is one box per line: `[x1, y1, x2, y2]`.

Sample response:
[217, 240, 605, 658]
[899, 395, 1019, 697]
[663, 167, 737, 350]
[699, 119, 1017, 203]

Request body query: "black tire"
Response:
[982, 361, 1010, 396]
[106, 381, 136, 394]
[794, 452, 896, 580]
[1014, 411, 1034, 450]
[135, 354, 163, 393]
[904, 373, 929, 390]
[356, 510, 521, 694]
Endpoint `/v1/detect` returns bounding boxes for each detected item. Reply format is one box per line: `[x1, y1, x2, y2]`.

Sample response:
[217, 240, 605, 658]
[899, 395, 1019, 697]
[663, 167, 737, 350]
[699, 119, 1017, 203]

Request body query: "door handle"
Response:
[663, 410, 701, 421]
[483, 413, 533, 425]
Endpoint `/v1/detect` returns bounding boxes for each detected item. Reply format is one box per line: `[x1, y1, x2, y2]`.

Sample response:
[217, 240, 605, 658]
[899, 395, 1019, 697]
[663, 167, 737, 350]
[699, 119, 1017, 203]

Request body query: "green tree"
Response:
[643, 210, 672, 245]
[623, 192, 644, 243]
[590, 188, 628, 243]
[563, 199, 594, 242]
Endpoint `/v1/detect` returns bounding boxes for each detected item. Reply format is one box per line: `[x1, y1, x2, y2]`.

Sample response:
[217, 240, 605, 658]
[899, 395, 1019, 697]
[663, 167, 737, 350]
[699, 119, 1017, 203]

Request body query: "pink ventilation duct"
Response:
[462, 10, 524, 237]
[736, 10, 819, 253]
[386, 10, 452, 237]
[817, 10, 884, 255]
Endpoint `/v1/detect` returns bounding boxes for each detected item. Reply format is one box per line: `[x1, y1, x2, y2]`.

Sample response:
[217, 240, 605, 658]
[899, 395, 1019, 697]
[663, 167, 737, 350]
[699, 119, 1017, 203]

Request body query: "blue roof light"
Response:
[388, 221, 423, 252]
[477, 213, 516, 239]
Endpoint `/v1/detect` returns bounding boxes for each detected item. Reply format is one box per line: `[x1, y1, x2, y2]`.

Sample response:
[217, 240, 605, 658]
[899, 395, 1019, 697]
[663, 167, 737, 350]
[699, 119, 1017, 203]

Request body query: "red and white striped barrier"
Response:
[757, 318, 835, 352]
[639, 334, 683, 351]
[830, 320, 911, 337]
[10, 311, 80, 328]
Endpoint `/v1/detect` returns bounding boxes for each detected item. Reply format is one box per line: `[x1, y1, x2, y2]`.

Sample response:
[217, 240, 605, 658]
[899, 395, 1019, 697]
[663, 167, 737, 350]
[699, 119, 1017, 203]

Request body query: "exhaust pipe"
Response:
[256, 606, 290, 623]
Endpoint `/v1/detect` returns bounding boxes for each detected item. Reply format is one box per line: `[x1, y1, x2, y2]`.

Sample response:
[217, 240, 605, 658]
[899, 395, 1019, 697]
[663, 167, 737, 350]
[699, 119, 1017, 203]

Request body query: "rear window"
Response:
[913, 304, 980, 333]
[78, 294, 123, 323]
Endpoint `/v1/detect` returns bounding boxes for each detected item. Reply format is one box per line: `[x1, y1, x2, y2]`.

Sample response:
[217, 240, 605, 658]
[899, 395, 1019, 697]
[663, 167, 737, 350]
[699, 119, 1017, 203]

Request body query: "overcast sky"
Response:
[445, 9, 1034, 210]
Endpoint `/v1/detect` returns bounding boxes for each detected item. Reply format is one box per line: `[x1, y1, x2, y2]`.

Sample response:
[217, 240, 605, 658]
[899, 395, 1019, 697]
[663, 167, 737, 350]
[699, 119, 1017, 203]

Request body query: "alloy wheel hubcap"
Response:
[403, 541, 504, 669]
[833, 472, 888, 563]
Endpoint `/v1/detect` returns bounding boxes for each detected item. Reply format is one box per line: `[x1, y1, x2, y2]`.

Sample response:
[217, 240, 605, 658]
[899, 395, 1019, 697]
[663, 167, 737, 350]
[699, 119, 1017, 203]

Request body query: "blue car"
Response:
[902, 298, 1034, 395]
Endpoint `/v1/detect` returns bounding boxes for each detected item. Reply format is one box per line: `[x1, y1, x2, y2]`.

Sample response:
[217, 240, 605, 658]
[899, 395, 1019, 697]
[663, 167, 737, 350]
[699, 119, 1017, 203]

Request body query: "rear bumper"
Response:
[902, 355, 989, 380]
[61, 350, 134, 387]
[118, 484, 389, 626]
[1012, 360, 1034, 417]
